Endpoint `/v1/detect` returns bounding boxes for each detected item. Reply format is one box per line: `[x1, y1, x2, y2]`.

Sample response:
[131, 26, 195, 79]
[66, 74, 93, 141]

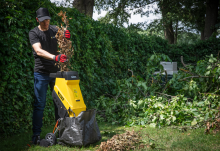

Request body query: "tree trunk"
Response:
[164, 23, 174, 44]
[201, 30, 205, 40]
[174, 20, 178, 44]
[73, 0, 94, 18]
[204, 0, 219, 40]
[161, 0, 175, 44]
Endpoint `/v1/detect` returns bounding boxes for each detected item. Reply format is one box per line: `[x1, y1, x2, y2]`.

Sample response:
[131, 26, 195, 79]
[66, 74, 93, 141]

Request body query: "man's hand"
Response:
[64, 30, 71, 39]
[54, 54, 67, 63]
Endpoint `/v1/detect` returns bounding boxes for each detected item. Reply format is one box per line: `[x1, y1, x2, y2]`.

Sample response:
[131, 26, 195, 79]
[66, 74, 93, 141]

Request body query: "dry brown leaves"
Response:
[205, 107, 220, 134]
[55, 10, 74, 71]
[96, 130, 147, 151]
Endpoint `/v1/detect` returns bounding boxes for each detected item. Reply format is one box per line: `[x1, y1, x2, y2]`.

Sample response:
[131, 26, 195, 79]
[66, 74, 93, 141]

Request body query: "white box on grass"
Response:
[154, 62, 178, 75]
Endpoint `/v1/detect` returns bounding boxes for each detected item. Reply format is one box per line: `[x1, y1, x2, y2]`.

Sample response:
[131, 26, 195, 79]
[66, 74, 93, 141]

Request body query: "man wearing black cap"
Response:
[29, 7, 71, 144]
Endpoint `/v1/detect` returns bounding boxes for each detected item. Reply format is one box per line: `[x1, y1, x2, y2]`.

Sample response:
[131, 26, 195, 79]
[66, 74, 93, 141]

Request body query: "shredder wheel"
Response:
[45, 133, 57, 146]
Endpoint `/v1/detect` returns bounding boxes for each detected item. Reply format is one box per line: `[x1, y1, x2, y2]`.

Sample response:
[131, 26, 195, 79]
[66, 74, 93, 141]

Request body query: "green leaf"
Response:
[160, 114, 164, 120]
[191, 119, 197, 126]
[197, 101, 204, 106]
[207, 65, 212, 70]
[137, 100, 144, 108]
[149, 55, 154, 60]
[205, 71, 210, 76]
[205, 113, 209, 120]
[209, 58, 214, 63]
[154, 102, 164, 109]
[142, 82, 148, 90]
[5, 16, 12, 19]
[14, 105, 19, 110]
[152, 116, 157, 122]
[172, 116, 176, 122]
[17, 101, 23, 107]
[149, 123, 156, 128]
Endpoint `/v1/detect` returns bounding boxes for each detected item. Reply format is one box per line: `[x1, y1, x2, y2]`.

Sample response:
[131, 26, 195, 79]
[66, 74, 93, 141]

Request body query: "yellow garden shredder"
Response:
[42, 71, 101, 146]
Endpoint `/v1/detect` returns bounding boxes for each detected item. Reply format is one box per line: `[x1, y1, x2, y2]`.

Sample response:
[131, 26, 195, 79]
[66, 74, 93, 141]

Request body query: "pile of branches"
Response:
[55, 11, 74, 71]
[96, 130, 147, 151]
[205, 107, 220, 134]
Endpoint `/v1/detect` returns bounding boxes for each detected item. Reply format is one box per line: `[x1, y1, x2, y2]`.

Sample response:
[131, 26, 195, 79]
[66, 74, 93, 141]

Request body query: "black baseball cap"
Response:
[36, 8, 51, 22]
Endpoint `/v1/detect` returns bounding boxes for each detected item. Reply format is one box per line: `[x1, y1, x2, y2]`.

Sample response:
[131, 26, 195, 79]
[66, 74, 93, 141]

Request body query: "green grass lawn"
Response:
[1, 123, 220, 151]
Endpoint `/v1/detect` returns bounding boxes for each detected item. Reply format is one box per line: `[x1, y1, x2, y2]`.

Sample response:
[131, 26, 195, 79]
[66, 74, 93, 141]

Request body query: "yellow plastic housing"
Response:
[53, 78, 86, 117]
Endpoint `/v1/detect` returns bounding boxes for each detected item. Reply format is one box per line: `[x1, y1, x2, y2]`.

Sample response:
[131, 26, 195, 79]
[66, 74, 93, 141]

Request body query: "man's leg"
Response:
[32, 72, 50, 143]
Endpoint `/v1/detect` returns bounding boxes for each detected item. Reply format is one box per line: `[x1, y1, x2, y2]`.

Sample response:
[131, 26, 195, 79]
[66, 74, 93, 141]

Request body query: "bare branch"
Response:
[179, 76, 214, 81]
[181, 56, 187, 68]
[180, 56, 195, 76]
[155, 92, 175, 98]
[199, 92, 220, 97]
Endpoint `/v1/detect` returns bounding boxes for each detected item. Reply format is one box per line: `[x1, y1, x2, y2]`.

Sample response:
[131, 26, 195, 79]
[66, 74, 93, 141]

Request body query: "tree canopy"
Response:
[94, 0, 220, 44]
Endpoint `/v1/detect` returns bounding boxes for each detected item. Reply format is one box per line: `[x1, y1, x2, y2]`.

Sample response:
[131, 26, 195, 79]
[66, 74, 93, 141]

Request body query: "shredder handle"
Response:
[49, 71, 79, 80]
[50, 73, 57, 78]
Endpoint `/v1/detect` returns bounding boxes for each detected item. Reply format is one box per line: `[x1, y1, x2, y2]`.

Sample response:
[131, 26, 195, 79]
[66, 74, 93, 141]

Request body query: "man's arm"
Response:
[32, 42, 67, 62]
[32, 42, 55, 60]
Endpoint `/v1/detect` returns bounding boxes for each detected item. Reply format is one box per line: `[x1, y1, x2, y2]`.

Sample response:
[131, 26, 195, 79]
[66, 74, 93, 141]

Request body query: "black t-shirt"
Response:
[29, 25, 59, 74]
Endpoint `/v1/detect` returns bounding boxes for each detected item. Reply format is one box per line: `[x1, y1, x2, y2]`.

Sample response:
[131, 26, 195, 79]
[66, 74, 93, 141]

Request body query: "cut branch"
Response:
[180, 56, 195, 76]
[179, 76, 214, 81]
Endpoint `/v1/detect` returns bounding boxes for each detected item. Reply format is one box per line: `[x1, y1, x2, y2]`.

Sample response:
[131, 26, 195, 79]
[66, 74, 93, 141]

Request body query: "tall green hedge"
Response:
[0, 0, 62, 136]
[1, 0, 220, 136]
[169, 38, 220, 65]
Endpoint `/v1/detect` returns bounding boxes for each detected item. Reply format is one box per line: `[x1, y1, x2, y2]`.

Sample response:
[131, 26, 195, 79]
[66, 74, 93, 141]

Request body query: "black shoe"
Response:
[31, 135, 40, 145]
[39, 139, 50, 147]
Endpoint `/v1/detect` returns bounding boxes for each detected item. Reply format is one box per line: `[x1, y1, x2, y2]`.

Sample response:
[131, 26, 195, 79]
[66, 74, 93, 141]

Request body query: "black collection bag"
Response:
[58, 109, 102, 146]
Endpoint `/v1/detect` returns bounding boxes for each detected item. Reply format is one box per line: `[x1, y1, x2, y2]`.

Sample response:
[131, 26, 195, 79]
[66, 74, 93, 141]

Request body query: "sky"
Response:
[50, 0, 161, 25]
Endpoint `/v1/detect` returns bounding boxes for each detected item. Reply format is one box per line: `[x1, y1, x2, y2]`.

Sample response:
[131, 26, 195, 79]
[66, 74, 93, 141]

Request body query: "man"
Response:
[29, 7, 71, 144]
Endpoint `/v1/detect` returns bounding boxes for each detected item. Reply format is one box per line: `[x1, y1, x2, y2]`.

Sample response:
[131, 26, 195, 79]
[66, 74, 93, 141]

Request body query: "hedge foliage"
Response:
[169, 38, 220, 65]
[1, 0, 220, 136]
[0, 0, 62, 136]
